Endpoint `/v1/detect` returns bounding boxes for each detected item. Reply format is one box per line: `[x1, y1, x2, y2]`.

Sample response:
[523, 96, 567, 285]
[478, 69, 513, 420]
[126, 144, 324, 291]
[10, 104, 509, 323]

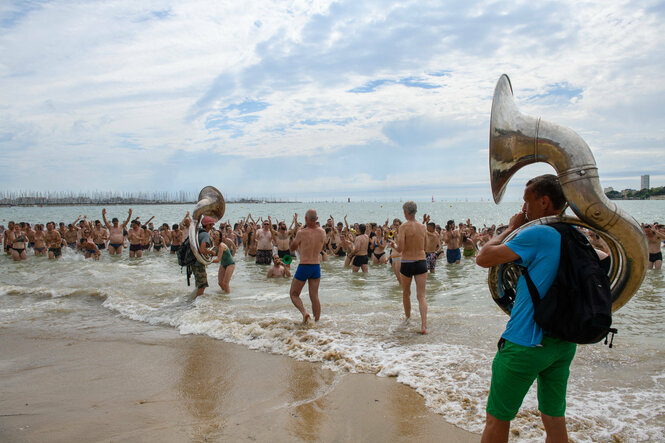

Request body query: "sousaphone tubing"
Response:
[188, 186, 225, 266]
[487, 74, 647, 314]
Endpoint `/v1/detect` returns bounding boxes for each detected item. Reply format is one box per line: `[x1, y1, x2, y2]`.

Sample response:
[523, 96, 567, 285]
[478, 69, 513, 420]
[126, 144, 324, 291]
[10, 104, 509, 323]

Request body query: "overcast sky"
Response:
[1, 0, 664, 201]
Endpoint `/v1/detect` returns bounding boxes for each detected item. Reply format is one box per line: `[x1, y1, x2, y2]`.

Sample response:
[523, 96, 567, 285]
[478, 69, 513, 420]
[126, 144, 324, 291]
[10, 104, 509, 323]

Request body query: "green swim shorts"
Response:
[486, 336, 577, 421]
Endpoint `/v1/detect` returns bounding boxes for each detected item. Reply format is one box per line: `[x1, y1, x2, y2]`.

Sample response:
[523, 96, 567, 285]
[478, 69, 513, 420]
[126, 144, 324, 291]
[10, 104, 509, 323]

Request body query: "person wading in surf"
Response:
[288, 210, 326, 324]
[476, 174, 574, 443]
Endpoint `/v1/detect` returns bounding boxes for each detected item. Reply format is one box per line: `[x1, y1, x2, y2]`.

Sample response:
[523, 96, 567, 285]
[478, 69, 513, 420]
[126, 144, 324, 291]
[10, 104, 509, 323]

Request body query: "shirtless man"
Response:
[63, 224, 79, 249]
[644, 223, 665, 270]
[289, 210, 326, 323]
[102, 208, 132, 255]
[141, 223, 153, 251]
[267, 255, 291, 278]
[270, 217, 292, 266]
[92, 220, 109, 251]
[351, 224, 369, 273]
[127, 220, 144, 258]
[169, 224, 182, 254]
[57, 222, 67, 246]
[424, 217, 441, 273]
[79, 238, 101, 260]
[462, 226, 479, 258]
[255, 220, 274, 265]
[45, 222, 62, 260]
[390, 201, 428, 334]
[3, 221, 14, 255]
[443, 220, 462, 264]
[25, 223, 36, 250]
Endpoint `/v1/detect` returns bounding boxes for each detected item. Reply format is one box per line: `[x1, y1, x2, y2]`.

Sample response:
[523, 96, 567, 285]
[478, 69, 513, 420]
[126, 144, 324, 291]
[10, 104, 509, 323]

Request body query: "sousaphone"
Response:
[189, 186, 225, 265]
[488, 74, 647, 314]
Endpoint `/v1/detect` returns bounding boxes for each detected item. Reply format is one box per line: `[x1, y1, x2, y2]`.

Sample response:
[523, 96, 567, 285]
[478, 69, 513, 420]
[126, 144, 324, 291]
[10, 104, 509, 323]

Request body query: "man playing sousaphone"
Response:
[477, 175, 575, 442]
[192, 216, 217, 298]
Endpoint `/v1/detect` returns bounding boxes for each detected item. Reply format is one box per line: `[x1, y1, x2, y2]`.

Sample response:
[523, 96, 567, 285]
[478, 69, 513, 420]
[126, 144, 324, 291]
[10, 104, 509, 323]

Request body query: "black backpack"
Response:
[521, 223, 617, 346]
[177, 237, 198, 286]
[177, 237, 197, 267]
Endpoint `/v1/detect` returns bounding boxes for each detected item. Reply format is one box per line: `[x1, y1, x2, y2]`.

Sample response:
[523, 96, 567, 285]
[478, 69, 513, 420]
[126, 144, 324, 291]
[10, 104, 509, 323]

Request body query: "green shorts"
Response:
[192, 262, 208, 289]
[487, 336, 577, 421]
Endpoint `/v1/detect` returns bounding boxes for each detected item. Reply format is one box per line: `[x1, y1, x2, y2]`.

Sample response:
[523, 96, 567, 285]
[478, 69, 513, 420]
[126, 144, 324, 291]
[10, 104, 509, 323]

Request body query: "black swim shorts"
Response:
[352, 255, 368, 267]
[400, 260, 427, 277]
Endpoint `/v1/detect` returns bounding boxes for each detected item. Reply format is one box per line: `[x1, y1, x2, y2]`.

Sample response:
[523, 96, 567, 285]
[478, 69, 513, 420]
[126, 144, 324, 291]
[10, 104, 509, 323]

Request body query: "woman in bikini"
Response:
[9, 223, 28, 261]
[33, 224, 47, 256]
[371, 226, 389, 264]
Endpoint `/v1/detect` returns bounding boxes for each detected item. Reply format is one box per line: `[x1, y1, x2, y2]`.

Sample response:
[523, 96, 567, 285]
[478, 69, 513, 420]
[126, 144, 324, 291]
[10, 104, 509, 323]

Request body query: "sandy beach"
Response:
[0, 312, 477, 442]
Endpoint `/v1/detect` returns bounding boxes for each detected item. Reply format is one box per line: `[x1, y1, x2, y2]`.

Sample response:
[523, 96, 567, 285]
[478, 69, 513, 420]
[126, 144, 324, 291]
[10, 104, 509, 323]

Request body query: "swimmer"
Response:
[127, 220, 144, 258]
[92, 220, 108, 251]
[170, 224, 183, 254]
[102, 208, 132, 255]
[644, 223, 665, 270]
[79, 238, 100, 260]
[32, 224, 47, 256]
[462, 226, 479, 258]
[9, 223, 28, 261]
[271, 217, 293, 267]
[255, 219, 274, 265]
[45, 222, 62, 260]
[371, 226, 389, 264]
[213, 233, 235, 293]
[390, 201, 428, 334]
[3, 221, 15, 255]
[289, 210, 326, 324]
[423, 216, 441, 273]
[63, 224, 79, 249]
[267, 255, 291, 278]
[152, 227, 167, 252]
[443, 220, 462, 264]
[351, 224, 369, 273]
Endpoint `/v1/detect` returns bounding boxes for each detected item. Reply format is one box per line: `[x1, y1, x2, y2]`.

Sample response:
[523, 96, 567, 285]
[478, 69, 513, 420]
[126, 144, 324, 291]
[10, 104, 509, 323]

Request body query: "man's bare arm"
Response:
[123, 209, 133, 228]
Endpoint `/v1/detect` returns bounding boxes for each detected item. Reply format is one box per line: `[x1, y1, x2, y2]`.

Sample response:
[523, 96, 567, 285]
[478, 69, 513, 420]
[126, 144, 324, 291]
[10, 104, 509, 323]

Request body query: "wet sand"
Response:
[0, 315, 477, 442]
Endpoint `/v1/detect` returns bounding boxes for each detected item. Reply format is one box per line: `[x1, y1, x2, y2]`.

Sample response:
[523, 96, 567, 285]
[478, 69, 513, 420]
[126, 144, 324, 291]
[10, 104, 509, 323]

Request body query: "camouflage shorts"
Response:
[192, 262, 208, 289]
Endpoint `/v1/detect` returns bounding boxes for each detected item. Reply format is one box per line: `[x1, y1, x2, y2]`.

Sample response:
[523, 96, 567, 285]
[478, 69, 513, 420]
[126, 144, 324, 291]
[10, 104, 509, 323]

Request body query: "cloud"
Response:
[0, 0, 663, 199]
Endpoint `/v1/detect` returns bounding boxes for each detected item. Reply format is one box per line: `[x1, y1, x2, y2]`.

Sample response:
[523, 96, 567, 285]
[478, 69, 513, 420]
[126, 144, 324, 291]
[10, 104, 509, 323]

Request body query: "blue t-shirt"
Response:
[502, 225, 561, 347]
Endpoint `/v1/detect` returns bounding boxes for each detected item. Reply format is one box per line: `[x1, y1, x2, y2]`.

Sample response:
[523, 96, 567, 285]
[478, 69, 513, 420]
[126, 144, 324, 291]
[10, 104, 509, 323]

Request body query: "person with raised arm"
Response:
[102, 208, 132, 255]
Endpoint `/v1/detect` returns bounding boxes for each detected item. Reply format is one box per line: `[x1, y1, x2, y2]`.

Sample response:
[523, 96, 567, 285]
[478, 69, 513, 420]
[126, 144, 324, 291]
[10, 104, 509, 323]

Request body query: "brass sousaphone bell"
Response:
[189, 186, 226, 265]
[487, 74, 647, 314]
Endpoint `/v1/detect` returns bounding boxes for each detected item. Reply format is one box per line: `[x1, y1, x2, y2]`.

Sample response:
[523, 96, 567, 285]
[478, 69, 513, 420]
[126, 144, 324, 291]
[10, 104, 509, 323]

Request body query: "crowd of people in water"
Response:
[1, 206, 664, 334]
[1, 208, 663, 272]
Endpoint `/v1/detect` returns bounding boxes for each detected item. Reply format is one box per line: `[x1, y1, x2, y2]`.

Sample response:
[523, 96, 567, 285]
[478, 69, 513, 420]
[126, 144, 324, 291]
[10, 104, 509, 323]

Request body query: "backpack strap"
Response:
[521, 267, 541, 309]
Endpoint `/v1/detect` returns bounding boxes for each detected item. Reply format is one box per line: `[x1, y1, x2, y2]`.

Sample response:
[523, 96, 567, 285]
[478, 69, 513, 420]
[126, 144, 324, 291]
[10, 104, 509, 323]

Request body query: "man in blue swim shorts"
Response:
[289, 209, 327, 324]
[443, 220, 462, 264]
[476, 174, 576, 442]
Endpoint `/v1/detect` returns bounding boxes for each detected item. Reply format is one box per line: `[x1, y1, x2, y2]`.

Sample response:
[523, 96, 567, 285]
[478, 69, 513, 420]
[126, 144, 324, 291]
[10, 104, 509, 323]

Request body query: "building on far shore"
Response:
[604, 186, 614, 194]
[641, 174, 650, 190]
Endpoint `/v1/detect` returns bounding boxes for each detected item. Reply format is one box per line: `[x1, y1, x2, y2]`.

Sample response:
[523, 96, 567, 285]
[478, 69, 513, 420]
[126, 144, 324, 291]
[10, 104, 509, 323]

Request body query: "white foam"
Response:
[2, 250, 665, 442]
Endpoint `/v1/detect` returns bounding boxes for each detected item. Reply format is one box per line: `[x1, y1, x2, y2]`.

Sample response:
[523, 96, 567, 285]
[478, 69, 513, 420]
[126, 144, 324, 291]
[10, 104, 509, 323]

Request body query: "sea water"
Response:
[1, 200, 664, 441]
